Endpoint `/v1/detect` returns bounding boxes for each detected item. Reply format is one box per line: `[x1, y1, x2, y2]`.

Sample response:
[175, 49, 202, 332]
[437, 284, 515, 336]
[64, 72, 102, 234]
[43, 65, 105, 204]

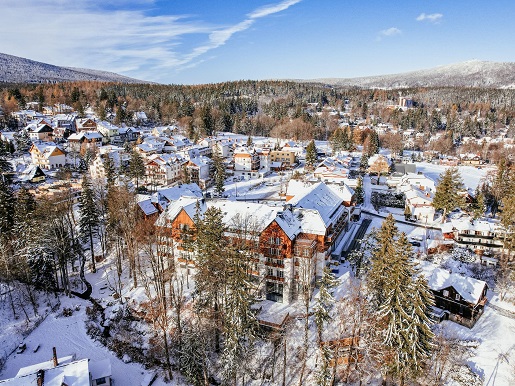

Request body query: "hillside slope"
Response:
[305, 61, 515, 89]
[0, 52, 149, 84]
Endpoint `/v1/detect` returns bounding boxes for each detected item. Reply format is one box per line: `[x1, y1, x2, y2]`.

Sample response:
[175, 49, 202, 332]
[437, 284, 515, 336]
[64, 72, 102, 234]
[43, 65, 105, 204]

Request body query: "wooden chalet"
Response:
[421, 263, 488, 328]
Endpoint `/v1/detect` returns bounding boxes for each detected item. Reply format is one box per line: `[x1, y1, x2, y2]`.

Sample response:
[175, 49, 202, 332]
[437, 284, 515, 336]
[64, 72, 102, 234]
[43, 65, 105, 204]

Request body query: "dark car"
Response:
[409, 241, 421, 247]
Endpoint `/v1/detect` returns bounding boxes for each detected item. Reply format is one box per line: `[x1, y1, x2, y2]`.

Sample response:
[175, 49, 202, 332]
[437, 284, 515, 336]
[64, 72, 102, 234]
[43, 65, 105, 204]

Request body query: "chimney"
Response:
[36, 369, 45, 386]
[52, 347, 58, 367]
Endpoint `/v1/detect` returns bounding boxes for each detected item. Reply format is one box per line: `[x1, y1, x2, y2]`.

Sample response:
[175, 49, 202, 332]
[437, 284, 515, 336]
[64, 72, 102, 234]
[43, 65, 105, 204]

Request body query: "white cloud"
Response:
[416, 13, 443, 23]
[248, 0, 302, 19]
[0, 0, 302, 83]
[379, 27, 402, 37]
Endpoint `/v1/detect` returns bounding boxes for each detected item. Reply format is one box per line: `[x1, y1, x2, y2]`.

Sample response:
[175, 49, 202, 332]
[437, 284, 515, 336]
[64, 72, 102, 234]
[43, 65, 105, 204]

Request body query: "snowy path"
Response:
[487, 302, 515, 320]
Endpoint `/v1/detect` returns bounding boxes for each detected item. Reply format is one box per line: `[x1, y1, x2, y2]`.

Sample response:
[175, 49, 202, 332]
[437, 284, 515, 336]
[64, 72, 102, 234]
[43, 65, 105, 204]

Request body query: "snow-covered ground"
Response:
[0, 294, 173, 385]
[415, 162, 491, 190]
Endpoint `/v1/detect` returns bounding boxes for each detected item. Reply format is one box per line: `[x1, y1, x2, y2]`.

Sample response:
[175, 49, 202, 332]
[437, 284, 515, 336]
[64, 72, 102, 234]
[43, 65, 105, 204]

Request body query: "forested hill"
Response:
[303, 61, 515, 89]
[0, 52, 149, 84]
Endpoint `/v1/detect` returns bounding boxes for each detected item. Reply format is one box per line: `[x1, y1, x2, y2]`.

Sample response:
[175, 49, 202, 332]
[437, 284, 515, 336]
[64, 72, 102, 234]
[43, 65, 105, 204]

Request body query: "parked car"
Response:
[409, 241, 421, 247]
[16, 343, 26, 354]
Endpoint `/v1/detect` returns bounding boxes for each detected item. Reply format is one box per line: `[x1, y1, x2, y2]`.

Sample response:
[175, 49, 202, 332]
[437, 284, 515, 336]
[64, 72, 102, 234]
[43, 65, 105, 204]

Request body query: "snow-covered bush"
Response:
[451, 247, 476, 263]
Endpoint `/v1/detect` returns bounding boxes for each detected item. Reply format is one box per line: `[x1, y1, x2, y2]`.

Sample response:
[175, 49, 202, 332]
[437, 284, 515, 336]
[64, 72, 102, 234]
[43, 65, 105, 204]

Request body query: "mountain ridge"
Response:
[0, 52, 150, 84]
[297, 60, 515, 89]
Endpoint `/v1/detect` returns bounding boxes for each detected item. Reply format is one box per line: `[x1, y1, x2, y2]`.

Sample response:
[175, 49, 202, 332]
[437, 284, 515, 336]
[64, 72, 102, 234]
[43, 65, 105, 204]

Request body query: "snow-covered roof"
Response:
[15, 356, 74, 377]
[137, 197, 158, 216]
[287, 182, 346, 228]
[2, 358, 90, 386]
[89, 358, 111, 380]
[419, 262, 487, 304]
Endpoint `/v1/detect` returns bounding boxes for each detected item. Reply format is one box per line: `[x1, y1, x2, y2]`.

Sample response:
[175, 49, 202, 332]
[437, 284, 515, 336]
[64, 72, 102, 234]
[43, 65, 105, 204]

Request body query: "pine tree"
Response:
[305, 140, 317, 170]
[79, 175, 100, 273]
[366, 218, 434, 384]
[330, 127, 344, 155]
[193, 206, 227, 352]
[211, 149, 226, 196]
[0, 144, 12, 174]
[103, 155, 117, 188]
[432, 167, 465, 221]
[128, 149, 146, 190]
[354, 177, 364, 205]
[313, 266, 339, 386]
[0, 179, 15, 237]
[367, 214, 398, 307]
[360, 153, 369, 173]
[470, 184, 485, 220]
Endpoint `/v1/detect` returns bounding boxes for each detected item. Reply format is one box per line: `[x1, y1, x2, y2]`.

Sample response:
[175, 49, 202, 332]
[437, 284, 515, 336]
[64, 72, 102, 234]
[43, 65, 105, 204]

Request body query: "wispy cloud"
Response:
[0, 0, 302, 83]
[377, 27, 401, 41]
[416, 13, 443, 23]
[248, 0, 302, 19]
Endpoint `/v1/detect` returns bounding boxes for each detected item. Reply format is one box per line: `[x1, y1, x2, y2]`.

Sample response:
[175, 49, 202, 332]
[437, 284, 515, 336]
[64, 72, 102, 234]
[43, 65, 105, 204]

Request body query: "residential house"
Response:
[155, 181, 354, 305]
[367, 154, 391, 175]
[184, 156, 211, 189]
[29, 142, 66, 170]
[75, 118, 98, 133]
[26, 123, 54, 142]
[96, 121, 120, 144]
[233, 149, 260, 179]
[145, 153, 185, 188]
[0, 348, 111, 386]
[68, 131, 104, 151]
[270, 149, 297, 169]
[89, 146, 127, 181]
[419, 262, 488, 328]
[442, 218, 504, 255]
[17, 165, 46, 183]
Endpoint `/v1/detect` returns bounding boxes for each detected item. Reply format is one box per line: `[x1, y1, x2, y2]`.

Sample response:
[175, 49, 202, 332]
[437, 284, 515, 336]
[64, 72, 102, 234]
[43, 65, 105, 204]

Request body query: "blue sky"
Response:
[1, 0, 514, 84]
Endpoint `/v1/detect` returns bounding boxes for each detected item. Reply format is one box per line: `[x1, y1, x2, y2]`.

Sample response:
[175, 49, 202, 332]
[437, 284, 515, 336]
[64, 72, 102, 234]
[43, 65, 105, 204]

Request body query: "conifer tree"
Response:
[211, 149, 226, 196]
[0, 179, 15, 237]
[470, 184, 485, 220]
[330, 127, 344, 154]
[313, 266, 339, 386]
[128, 149, 146, 190]
[193, 206, 227, 352]
[79, 175, 99, 273]
[366, 217, 434, 384]
[305, 140, 317, 170]
[367, 214, 398, 307]
[354, 177, 364, 205]
[432, 167, 465, 221]
[360, 153, 369, 173]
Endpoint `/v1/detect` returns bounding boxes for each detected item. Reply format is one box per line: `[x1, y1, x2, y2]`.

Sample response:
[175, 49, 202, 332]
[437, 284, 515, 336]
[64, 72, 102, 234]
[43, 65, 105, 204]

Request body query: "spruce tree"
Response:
[0, 179, 15, 237]
[367, 217, 435, 384]
[79, 175, 100, 273]
[470, 184, 485, 220]
[128, 149, 146, 190]
[305, 140, 317, 170]
[211, 149, 226, 196]
[330, 127, 344, 154]
[313, 266, 339, 386]
[432, 167, 465, 221]
[367, 214, 398, 307]
[354, 177, 364, 205]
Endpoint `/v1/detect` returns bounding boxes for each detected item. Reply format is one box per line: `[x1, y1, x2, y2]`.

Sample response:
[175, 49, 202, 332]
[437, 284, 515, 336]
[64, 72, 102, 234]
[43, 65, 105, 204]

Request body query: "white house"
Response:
[29, 141, 66, 170]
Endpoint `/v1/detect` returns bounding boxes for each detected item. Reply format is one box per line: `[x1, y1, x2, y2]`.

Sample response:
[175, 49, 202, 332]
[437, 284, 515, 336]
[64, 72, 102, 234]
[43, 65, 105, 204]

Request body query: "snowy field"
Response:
[415, 162, 491, 190]
[0, 295, 171, 385]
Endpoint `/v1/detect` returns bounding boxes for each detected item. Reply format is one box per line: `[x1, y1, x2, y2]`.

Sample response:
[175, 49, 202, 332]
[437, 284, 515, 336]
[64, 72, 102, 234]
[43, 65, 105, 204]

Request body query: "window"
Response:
[268, 268, 273, 276]
[96, 378, 107, 385]
[443, 290, 449, 297]
[278, 270, 284, 278]
[455, 294, 460, 301]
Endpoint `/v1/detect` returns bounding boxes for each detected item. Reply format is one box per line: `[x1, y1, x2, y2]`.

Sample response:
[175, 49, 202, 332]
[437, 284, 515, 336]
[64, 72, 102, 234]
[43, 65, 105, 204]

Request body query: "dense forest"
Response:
[1, 81, 515, 145]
